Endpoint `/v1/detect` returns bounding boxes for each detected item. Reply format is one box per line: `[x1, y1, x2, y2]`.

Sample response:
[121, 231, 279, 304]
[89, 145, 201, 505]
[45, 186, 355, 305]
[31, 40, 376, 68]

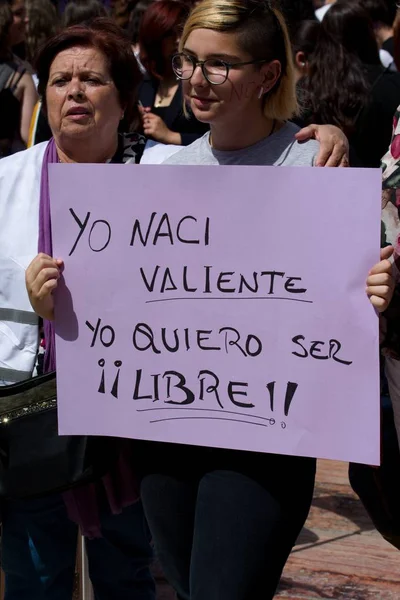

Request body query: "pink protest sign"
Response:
[50, 164, 382, 465]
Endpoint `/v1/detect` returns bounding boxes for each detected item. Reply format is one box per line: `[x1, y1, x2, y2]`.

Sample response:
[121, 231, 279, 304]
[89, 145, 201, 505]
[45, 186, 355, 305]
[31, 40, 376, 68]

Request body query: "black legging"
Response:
[138, 442, 316, 600]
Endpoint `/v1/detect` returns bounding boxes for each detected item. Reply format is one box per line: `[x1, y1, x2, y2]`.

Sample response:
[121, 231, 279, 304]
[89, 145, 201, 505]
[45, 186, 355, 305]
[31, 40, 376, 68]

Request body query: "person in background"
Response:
[351, 0, 397, 69]
[63, 0, 108, 28]
[128, 0, 153, 73]
[322, 0, 385, 63]
[394, 4, 400, 70]
[291, 19, 372, 166]
[138, 0, 209, 145]
[110, 0, 130, 29]
[7, 0, 29, 60]
[1, 18, 155, 600]
[321, 1, 400, 167]
[25, 0, 58, 144]
[8, 0, 26, 45]
[25, 0, 59, 68]
[314, 0, 398, 70]
[278, 0, 316, 37]
[0, 0, 38, 156]
[381, 102, 400, 453]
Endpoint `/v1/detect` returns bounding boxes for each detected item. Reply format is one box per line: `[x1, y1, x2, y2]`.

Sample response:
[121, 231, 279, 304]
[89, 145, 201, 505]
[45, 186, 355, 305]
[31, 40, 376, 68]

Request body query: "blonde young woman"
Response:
[135, 1, 394, 599]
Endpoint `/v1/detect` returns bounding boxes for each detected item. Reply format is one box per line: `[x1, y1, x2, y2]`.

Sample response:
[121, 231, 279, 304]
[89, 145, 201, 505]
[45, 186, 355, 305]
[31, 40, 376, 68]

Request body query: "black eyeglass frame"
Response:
[172, 52, 268, 85]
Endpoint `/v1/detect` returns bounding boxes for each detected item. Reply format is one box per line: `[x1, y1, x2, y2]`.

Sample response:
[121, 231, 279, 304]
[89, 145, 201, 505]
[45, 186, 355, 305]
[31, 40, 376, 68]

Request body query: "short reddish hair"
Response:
[36, 18, 142, 125]
[139, 0, 188, 78]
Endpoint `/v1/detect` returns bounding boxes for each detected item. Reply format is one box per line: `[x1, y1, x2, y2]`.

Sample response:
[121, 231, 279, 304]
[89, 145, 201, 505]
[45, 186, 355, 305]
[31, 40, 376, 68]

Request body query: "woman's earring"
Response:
[258, 86, 264, 100]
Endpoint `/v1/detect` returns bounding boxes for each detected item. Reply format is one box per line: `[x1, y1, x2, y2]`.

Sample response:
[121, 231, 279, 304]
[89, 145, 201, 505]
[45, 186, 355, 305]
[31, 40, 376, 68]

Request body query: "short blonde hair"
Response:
[180, 0, 298, 120]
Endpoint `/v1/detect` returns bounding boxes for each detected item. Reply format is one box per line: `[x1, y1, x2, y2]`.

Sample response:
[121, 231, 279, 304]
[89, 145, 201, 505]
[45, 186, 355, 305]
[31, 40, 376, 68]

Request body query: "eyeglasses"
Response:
[172, 52, 267, 85]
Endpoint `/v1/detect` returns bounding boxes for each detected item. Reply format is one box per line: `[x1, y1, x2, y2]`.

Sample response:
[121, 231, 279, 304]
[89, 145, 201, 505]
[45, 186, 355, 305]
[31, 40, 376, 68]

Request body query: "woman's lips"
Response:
[65, 107, 91, 120]
[191, 96, 216, 109]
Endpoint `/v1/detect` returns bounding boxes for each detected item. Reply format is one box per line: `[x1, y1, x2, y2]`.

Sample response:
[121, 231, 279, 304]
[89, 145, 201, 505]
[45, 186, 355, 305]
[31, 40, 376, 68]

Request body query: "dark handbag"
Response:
[0, 371, 119, 499]
[349, 393, 400, 550]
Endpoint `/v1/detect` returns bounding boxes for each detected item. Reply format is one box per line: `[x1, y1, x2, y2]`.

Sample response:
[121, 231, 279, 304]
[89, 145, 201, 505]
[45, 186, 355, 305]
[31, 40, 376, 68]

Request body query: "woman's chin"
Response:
[59, 122, 95, 139]
[190, 105, 215, 124]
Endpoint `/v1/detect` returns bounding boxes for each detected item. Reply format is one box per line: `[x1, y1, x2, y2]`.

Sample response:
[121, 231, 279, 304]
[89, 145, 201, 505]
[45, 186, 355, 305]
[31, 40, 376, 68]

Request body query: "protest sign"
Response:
[50, 164, 381, 464]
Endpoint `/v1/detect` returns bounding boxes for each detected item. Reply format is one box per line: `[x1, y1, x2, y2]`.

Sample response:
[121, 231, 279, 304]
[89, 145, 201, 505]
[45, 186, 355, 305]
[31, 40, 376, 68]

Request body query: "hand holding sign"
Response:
[26, 253, 64, 321]
[366, 246, 394, 312]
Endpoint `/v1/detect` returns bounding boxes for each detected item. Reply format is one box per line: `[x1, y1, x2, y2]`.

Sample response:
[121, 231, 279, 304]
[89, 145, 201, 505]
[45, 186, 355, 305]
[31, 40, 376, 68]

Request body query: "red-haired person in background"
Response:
[138, 0, 209, 145]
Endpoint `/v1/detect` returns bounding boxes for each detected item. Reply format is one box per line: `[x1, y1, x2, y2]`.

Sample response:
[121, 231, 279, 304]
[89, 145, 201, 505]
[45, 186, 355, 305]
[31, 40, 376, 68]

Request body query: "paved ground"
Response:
[72, 460, 400, 599]
[154, 460, 400, 600]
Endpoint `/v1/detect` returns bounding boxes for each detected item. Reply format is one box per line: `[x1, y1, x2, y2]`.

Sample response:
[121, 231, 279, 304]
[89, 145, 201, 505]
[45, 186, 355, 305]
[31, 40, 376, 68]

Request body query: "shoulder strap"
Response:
[0, 63, 14, 93]
[9, 67, 26, 93]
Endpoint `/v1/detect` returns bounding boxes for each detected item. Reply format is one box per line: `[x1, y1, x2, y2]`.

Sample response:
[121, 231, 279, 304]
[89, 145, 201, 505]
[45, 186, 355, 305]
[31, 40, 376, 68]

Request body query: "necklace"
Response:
[155, 93, 167, 107]
[155, 82, 178, 107]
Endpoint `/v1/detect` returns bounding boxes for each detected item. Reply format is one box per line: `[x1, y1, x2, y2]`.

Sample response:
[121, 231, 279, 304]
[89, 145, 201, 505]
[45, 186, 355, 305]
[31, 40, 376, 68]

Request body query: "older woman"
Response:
[0, 18, 155, 600]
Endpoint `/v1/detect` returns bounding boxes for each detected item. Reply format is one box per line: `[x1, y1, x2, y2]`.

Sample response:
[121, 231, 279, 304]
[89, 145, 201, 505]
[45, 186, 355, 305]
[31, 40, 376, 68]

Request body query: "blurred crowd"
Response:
[1, 0, 400, 165]
[0, 0, 210, 155]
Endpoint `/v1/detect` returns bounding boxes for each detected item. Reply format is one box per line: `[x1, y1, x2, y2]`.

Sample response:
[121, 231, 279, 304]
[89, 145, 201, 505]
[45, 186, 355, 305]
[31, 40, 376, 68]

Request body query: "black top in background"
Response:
[138, 76, 209, 146]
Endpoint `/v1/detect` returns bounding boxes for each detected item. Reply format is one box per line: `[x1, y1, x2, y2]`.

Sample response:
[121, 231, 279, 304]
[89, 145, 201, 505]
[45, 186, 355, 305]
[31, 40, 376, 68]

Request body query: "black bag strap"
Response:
[0, 372, 56, 415]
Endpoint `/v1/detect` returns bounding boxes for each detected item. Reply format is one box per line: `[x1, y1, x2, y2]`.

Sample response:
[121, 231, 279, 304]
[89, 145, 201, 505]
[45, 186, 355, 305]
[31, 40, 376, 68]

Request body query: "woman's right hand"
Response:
[25, 253, 64, 321]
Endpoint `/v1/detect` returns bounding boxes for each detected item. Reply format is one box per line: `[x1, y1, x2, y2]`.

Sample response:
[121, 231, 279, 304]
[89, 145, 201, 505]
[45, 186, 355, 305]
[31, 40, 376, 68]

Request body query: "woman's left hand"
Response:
[142, 112, 181, 144]
[295, 124, 349, 167]
[367, 246, 395, 312]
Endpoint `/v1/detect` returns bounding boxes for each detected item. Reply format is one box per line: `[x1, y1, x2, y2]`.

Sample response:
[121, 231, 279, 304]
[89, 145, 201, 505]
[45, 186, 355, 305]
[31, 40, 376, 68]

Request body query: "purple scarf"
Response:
[38, 138, 58, 373]
[38, 139, 139, 538]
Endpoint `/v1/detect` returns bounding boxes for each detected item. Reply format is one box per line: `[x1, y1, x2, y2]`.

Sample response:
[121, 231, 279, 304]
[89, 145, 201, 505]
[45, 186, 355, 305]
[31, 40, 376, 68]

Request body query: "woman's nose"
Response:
[68, 81, 86, 100]
[190, 64, 207, 87]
